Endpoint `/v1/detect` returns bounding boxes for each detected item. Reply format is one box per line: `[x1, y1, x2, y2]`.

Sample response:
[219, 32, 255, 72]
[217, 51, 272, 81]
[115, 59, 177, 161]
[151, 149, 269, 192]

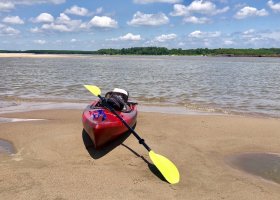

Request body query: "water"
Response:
[226, 153, 280, 184]
[0, 139, 16, 155]
[0, 55, 280, 117]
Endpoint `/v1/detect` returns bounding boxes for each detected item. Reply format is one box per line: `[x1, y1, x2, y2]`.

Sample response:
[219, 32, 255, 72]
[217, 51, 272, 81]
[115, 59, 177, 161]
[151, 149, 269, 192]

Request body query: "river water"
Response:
[0, 55, 280, 118]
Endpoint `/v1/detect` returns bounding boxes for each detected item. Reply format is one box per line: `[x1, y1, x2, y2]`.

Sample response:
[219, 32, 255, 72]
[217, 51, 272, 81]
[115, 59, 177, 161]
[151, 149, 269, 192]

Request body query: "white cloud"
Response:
[155, 33, 177, 42]
[234, 6, 269, 19]
[242, 29, 255, 36]
[158, 30, 280, 48]
[0, 1, 65, 13]
[120, 33, 142, 41]
[42, 23, 70, 32]
[224, 40, 234, 45]
[188, 30, 221, 38]
[107, 33, 142, 41]
[95, 7, 103, 15]
[146, 33, 177, 46]
[2, 16, 24, 24]
[31, 13, 118, 33]
[79, 22, 88, 29]
[186, 0, 229, 15]
[133, 0, 182, 4]
[179, 29, 280, 48]
[268, 0, 280, 13]
[56, 13, 82, 27]
[8, 0, 65, 5]
[34, 39, 46, 44]
[54, 39, 62, 44]
[34, 13, 54, 23]
[57, 13, 71, 22]
[183, 16, 210, 24]
[89, 16, 118, 28]
[0, 23, 20, 35]
[170, 4, 188, 16]
[259, 31, 280, 41]
[170, 0, 229, 16]
[244, 29, 255, 34]
[30, 27, 41, 33]
[65, 5, 89, 16]
[110, 33, 142, 41]
[234, 3, 247, 9]
[33, 13, 83, 32]
[71, 38, 77, 42]
[188, 30, 203, 38]
[49, 0, 65, 4]
[239, 30, 280, 47]
[178, 42, 185, 46]
[128, 11, 169, 26]
[224, 30, 280, 48]
[0, 2, 15, 12]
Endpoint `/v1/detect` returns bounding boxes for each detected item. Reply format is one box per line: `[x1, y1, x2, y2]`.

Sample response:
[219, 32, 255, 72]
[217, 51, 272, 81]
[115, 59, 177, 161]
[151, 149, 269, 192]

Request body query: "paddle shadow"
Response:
[121, 144, 167, 183]
[82, 128, 132, 159]
[82, 128, 167, 183]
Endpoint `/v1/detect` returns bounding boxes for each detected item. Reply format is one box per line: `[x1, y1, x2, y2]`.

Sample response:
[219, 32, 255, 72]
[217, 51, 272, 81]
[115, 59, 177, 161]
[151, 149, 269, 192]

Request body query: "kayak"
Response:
[82, 100, 137, 149]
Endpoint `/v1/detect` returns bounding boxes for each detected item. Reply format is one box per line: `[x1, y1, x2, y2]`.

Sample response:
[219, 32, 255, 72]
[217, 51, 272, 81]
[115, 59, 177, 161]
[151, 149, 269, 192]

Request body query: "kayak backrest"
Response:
[105, 91, 128, 103]
[106, 94, 125, 111]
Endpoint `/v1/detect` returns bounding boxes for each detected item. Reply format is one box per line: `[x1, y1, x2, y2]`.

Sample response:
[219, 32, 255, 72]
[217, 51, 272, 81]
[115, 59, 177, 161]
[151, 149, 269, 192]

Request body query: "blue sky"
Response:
[0, 0, 280, 50]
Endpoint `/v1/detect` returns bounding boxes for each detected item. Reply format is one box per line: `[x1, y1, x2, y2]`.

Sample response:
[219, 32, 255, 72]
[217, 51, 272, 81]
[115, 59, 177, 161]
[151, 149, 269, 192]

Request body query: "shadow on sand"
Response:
[82, 128, 132, 159]
[82, 129, 167, 183]
[121, 143, 167, 182]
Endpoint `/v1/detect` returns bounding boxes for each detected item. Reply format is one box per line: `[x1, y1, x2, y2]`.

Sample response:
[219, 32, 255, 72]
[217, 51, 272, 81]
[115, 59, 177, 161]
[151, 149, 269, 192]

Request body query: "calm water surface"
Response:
[0, 55, 280, 117]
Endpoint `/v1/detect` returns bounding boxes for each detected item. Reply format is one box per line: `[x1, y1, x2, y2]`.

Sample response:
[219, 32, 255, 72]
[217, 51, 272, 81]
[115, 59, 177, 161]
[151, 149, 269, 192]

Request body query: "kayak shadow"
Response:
[121, 144, 167, 183]
[82, 129, 132, 159]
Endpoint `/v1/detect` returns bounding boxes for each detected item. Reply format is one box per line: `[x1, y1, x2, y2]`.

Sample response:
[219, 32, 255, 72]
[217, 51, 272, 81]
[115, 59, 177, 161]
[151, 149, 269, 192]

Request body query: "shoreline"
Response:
[0, 53, 89, 58]
[1, 109, 280, 199]
[1, 53, 280, 58]
[1, 99, 279, 121]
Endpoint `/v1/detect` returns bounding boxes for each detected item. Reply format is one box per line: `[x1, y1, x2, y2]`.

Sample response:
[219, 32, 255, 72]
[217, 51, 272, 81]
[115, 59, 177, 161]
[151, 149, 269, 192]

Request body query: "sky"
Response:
[0, 0, 280, 50]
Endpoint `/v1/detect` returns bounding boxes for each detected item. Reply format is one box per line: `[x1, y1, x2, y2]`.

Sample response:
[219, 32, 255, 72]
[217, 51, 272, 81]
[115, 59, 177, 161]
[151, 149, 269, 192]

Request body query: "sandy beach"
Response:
[1, 109, 280, 200]
[0, 53, 85, 58]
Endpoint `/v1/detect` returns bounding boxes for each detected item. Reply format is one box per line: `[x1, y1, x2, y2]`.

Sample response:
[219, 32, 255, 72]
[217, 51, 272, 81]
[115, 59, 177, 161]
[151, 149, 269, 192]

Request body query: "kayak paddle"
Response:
[84, 85, 180, 184]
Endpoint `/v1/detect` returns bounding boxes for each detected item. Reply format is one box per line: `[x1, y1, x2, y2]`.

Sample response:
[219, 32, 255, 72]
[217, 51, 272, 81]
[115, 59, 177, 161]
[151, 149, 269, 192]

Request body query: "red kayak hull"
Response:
[82, 100, 137, 149]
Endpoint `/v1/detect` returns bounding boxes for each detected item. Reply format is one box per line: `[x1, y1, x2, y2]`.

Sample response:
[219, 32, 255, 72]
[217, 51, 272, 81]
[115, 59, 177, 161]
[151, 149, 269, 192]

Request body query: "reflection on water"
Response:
[226, 153, 280, 184]
[0, 56, 280, 117]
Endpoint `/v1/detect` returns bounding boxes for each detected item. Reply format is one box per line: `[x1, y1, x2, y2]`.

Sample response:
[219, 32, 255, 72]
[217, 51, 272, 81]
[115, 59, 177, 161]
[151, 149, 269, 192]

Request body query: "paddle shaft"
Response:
[84, 85, 180, 184]
[98, 95, 151, 152]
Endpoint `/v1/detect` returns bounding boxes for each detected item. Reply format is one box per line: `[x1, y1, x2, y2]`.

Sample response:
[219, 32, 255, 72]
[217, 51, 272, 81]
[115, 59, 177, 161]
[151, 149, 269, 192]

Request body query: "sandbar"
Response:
[0, 53, 85, 58]
[0, 109, 280, 199]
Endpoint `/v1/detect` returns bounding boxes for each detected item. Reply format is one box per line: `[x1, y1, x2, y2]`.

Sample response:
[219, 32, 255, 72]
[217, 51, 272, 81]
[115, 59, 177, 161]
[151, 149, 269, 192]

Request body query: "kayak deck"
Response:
[82, 100, 137, 148]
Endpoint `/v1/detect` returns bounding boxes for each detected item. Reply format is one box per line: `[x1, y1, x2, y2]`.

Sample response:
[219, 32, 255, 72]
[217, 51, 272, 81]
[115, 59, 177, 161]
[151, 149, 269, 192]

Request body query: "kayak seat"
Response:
[89, 99, 133, 113]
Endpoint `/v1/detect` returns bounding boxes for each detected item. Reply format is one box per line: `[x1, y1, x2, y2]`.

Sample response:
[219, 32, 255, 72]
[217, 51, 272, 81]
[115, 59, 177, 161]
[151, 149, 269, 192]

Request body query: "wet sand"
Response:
[1, 109, 280, 199]
[226, 153, 280, 184]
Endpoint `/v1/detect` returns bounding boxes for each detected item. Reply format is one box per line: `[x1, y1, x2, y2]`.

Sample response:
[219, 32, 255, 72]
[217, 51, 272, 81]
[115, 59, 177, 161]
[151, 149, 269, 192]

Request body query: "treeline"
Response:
[96, 47, 280, 56]
[1, 47, 280, 57]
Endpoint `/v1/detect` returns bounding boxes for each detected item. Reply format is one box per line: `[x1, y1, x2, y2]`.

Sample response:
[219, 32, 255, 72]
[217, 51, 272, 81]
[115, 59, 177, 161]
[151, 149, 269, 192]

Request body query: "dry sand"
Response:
[0, 109, 280, 200]
[0, 53, 85, 58]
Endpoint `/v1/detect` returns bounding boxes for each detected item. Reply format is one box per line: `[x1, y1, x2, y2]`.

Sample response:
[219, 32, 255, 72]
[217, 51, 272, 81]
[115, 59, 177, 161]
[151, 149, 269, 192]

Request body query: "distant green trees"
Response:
[24, 50, 96, 54]
[1, 47, 280, 56]
[96, 47, 169, 55]
[96, 47, 280, 56]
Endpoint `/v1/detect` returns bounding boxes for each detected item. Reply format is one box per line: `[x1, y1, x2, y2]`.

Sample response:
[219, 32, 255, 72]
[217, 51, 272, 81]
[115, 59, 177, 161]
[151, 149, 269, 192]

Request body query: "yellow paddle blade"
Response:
[149, 150, 180, 184]
[84, 85, 101, 96]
